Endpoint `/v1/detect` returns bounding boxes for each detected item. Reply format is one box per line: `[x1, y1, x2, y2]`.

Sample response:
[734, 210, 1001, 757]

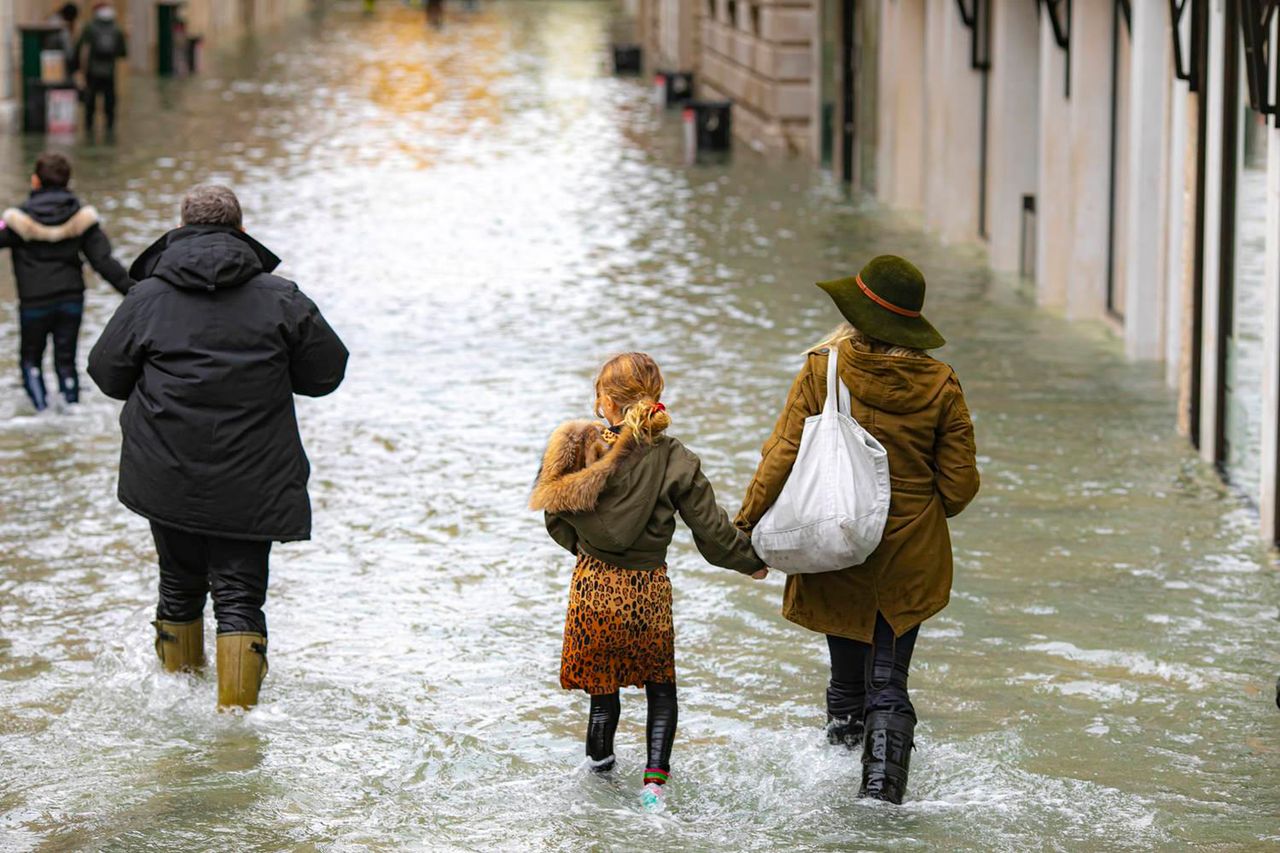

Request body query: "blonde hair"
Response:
[594, 352, 671, 443]
[811, 322, 928, 359]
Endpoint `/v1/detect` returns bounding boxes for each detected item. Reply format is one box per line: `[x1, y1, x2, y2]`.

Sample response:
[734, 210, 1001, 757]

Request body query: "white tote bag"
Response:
[751, 342, 891, 574]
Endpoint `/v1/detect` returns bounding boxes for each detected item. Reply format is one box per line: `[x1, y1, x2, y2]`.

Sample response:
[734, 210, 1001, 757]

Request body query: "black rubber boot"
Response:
[826, 679, 865, 749]
[586, 692, 620, 771]
[860, 710, 915, 804]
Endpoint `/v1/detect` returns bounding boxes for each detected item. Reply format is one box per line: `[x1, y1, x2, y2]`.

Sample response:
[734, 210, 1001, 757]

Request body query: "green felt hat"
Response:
[816, 255, 945, 350]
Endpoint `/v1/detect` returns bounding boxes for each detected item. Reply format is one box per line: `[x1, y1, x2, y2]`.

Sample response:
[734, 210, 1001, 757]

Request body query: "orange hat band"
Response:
[856, 273, 921, 318]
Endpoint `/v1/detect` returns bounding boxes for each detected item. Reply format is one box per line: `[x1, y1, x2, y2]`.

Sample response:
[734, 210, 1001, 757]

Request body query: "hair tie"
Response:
[651, 402, 666, 414]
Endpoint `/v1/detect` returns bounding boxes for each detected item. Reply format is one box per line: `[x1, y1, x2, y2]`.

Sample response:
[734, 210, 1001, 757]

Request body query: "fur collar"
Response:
[529, 420, 643, 514]
[2, 206, 99, 243]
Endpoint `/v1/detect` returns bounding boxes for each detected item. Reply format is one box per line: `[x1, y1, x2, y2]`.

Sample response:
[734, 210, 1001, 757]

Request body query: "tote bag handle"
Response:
[823, 342, 852, 417]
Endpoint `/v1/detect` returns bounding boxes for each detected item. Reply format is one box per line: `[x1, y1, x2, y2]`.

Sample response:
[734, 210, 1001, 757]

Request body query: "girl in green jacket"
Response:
[531, 352, 767, 812]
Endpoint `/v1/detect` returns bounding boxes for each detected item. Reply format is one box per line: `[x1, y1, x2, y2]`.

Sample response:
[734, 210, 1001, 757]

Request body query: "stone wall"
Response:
[697, 0, 816, 156]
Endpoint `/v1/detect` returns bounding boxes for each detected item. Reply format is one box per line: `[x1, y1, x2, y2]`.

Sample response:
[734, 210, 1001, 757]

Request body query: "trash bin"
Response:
[656, 70, 693, 106]
[684, 100, 733, 155]
[612, 44, 642, 75]
[23, 80, 79, 134]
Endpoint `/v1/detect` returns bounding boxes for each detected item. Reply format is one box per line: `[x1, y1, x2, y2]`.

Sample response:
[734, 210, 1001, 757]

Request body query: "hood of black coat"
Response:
[22, 188, 81, 225]
[129, 225, 281, 291]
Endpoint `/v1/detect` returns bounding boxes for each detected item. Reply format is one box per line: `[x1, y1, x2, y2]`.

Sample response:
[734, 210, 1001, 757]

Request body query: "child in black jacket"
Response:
[1, 152, 131, 411]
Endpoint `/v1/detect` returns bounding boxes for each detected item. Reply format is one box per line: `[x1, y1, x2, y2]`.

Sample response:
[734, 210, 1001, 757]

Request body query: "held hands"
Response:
[751, 568, 769, 580]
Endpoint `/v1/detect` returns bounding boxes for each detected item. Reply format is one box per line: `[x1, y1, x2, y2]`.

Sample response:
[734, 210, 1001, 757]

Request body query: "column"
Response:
[1260, 124, 1280, 541]
[987, 0, 1040, 273]
[1123, 0, 1171, 358]
[1066, 0, 1113, 319]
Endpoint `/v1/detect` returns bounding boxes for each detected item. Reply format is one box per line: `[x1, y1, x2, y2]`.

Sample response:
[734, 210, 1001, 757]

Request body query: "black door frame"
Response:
[1214, 0, 1240, 474]
[1106, 0, 1132, 319]
[1189, 0, 1209, 450]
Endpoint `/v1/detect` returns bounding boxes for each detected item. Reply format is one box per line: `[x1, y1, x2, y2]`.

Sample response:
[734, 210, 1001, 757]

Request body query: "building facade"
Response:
[2, 0, 311, 127]
[635, 0, 1280, 545]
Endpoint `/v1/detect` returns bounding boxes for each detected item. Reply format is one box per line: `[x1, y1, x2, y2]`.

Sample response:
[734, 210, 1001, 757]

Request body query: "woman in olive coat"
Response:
[735, 255, 979, 804]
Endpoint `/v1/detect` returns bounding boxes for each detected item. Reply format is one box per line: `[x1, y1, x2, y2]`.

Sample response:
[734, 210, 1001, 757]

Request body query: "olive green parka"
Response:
[532, 421, 764, 575]
[735, 346, 979, 641]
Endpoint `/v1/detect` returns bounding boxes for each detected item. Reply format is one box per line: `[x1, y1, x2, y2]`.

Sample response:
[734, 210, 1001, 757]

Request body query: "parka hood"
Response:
[837, 347, 956, 415]
[530, 420, 665, 552]
[530, 421, 645, 514]
[22, 188, 81, 225]
[130, 225, 281, 291]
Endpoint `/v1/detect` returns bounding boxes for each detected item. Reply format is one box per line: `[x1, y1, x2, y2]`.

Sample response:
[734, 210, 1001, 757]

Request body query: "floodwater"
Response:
[2, 3, 1279, 850]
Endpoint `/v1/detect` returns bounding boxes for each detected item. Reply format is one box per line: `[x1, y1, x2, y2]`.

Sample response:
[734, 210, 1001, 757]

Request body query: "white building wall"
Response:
[1124, 0, 1172, 359]
[922, 0, 982, 245]
[1035, 13, 1070, 307]
[1164, 77, 1190, 387]
[986, 0, 1039, 273]
[1066, 0, 1113, 319]
[876, 0, 926, 212]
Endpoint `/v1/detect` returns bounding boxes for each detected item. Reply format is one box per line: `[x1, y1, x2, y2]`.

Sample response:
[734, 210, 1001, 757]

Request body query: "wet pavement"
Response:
[1, 2, 1279, 850]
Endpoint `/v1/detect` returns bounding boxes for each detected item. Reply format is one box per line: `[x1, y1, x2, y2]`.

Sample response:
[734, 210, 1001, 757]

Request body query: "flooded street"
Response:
[2, 2, 1280, 849]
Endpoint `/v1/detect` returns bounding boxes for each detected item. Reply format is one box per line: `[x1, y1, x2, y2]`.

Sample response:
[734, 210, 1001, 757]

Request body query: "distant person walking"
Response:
[1, 152, 131, 412]
[530, 353, 767, 813]
[48, 3, 80, 77]
[735, 256, 980, 804]
[88, 185, 348, 711]
[76, 3, 127, 132]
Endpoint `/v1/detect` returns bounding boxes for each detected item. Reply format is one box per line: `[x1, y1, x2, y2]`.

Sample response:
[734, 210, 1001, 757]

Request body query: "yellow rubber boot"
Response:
[216, 632, 269, 711]
[152, 619, 205, 672]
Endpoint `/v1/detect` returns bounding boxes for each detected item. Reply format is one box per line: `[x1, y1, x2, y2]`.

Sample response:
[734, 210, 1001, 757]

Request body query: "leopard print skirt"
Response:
[560, 552, 675, 694]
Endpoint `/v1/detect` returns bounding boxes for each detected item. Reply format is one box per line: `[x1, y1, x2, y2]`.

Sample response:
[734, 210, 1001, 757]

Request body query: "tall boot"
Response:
[216, 632, 268, 711]
[860, 711, 915, 804]
[152, 619, 205, 672]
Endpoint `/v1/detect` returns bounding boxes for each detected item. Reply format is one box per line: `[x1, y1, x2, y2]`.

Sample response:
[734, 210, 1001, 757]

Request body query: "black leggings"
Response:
[586, 682, 677, 777]
[827, 613, 919, 721]
[19, 300, 82, 409]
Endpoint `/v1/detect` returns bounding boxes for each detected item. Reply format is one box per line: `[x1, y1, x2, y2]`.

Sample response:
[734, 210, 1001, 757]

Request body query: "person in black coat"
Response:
[88, 184, 348, 711]
[76, 4, 127, 132]
[1, 151, 131, 411]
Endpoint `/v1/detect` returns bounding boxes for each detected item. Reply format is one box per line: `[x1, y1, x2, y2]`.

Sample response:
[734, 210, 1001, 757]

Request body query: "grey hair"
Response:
[181, 184, 243, 229]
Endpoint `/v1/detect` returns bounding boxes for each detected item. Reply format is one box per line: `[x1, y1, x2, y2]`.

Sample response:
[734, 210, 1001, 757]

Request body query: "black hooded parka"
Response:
[88, 225, 349, 542]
